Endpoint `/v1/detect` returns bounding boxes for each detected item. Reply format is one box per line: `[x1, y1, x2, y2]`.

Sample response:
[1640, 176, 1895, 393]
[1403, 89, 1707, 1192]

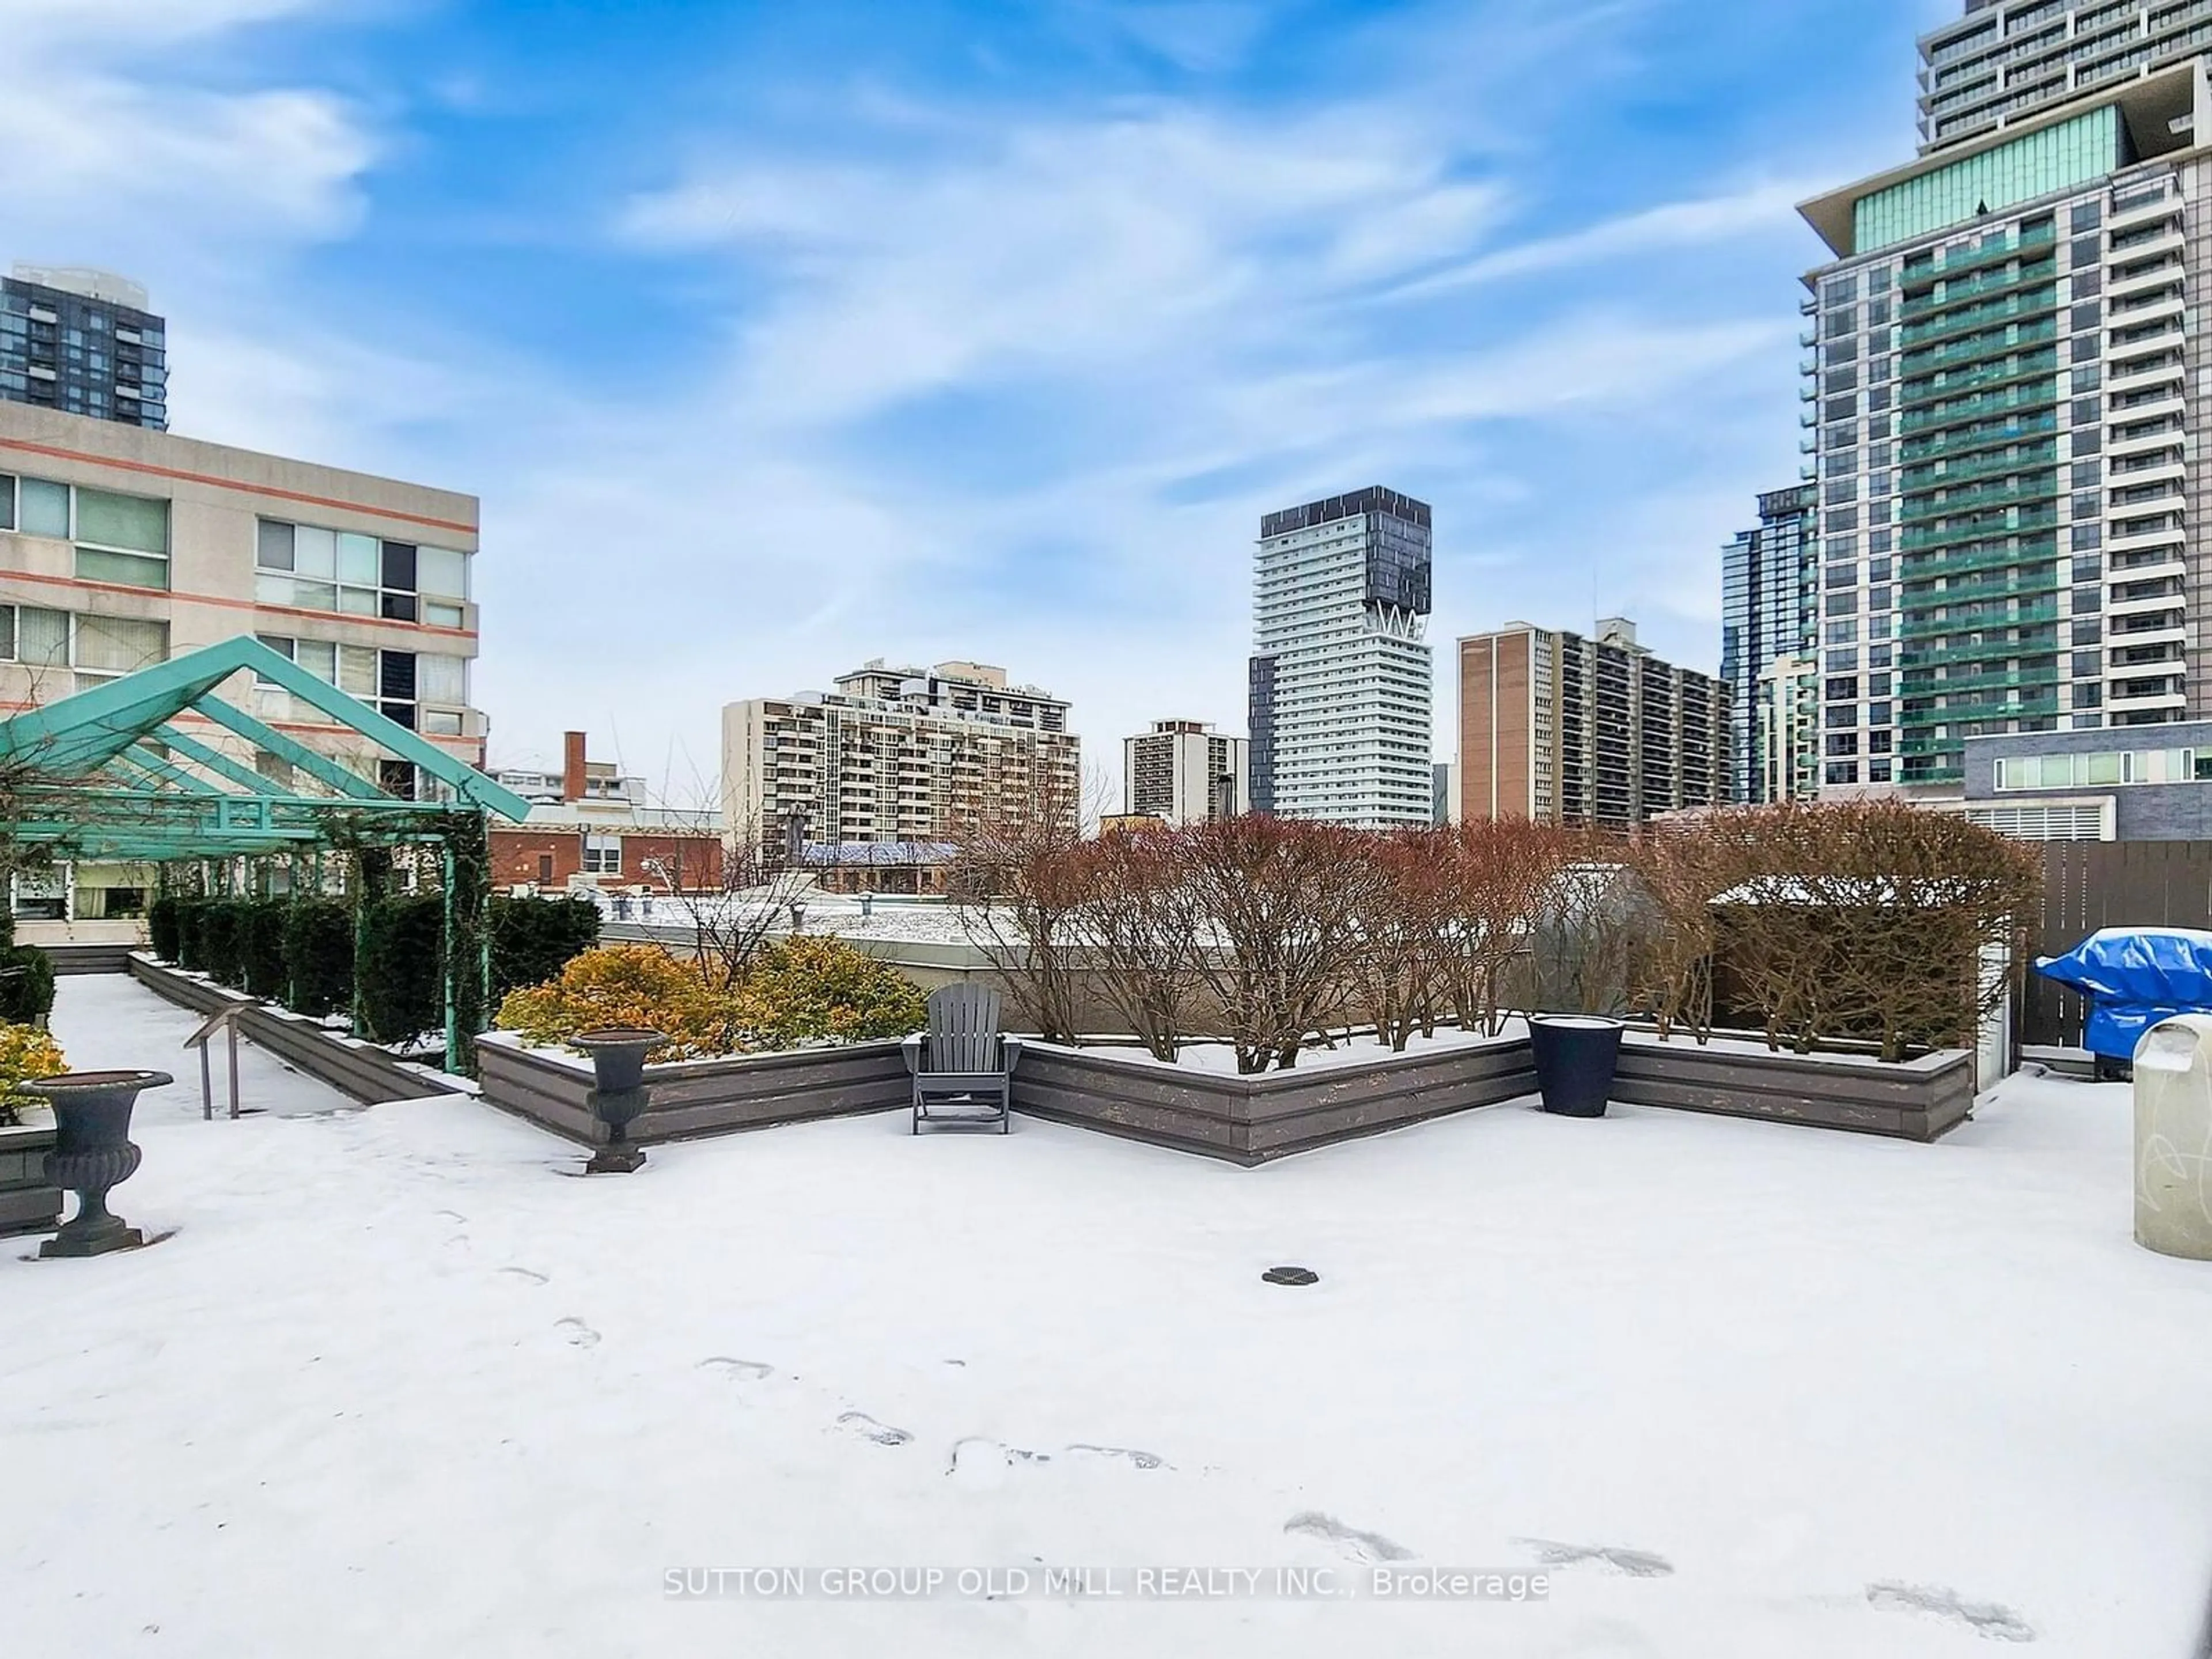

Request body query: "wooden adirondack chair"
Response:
[903, 983, 1022, 1134]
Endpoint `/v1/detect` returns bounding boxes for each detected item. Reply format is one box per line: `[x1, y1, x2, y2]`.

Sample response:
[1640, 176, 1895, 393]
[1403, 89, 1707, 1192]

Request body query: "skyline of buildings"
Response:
[1455, 616, 1729, 829]
[1248, 486, 1435, 829]
[31, 0, 2212, 847]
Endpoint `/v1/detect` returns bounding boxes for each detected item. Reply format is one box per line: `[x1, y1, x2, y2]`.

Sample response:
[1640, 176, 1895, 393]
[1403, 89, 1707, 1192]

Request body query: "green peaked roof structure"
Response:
[0, 635, 529, 862]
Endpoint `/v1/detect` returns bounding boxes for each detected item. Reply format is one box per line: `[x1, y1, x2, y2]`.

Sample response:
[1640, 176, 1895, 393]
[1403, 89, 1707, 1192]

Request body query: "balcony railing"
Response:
[1899, 600, 2059, 638]
[1898, 289, 2058, 350]
[1897, 444, 2057, 492]
[1897, 383, 2059, 435]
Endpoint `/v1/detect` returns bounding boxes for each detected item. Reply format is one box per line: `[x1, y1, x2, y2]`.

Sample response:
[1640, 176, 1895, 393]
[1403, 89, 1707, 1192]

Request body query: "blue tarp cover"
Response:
[2033, 927, 2212, 1059]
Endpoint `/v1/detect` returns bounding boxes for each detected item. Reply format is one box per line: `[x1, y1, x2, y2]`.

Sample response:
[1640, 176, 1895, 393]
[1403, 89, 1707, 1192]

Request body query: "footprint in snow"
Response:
[699, 1357, 774, 1381]
[1866, 1581, 2034, 1642]
[555, 1318, 600, 1349]
[1065, 1444, 1166, 1471]
[946, 1436, 1051, 1476]
[1284, 1512, 1414, 1563]
[836, 1412, 912, 1446]
[1516, 1539, 1674, 1578]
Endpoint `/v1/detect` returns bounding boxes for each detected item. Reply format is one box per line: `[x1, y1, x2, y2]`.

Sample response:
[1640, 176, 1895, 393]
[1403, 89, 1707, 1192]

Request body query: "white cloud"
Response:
[1384, 179, 1819, 299]
[0, 1, 376, 273]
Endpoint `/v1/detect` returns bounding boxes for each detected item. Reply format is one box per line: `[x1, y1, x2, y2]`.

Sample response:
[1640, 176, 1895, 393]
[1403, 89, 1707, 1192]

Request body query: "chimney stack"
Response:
[562, 731, 588, 802]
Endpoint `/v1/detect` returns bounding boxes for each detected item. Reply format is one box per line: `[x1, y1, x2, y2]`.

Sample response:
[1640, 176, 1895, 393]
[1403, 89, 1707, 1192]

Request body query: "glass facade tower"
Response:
[1720, 484, 1819, 801]
[1919, 1, 2212, 154]
[1799, 54, 2204, 797]
[0, 267, 167, 431]
[1248, 486, 1434, 827]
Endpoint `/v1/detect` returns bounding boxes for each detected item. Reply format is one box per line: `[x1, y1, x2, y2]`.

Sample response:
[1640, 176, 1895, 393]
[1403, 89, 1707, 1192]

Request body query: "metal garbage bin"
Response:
[2133, 1014, 2212, 1260]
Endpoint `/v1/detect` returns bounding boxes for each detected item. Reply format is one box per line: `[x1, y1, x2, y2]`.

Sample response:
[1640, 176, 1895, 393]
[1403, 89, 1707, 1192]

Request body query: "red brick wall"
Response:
[488, 828, 723, 891]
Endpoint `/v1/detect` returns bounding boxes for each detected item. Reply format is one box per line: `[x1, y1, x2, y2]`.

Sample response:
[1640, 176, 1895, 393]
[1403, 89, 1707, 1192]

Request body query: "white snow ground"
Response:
[6, 979, 2211, 1657]
[44, 973, 358, 1124]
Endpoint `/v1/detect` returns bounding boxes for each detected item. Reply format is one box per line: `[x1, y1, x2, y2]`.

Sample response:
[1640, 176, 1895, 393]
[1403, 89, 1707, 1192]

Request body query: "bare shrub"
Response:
[1176, 816, 1374, 1074]
[1344, 829, 1459, 1052]
[949, 778, 1089, 1044]
[1437, 819, 1574, 1035]
[652, 809, 813, 993]
[1076, 824, 1207, 1062]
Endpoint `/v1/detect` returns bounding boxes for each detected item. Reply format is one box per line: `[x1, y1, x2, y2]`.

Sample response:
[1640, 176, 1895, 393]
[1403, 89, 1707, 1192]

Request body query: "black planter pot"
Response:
[1529, 1017, 1623, 1119]
[24, 1070, 173, 1256]
[570, 1029, 659, 1174]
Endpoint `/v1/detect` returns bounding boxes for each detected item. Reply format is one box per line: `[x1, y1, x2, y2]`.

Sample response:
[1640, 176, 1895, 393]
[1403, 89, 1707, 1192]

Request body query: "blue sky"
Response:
[6, 0, 1961, 803]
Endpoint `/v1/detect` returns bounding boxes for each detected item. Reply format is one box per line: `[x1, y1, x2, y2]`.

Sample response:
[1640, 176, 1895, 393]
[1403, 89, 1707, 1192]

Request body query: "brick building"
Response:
[487, 730, 722, 893]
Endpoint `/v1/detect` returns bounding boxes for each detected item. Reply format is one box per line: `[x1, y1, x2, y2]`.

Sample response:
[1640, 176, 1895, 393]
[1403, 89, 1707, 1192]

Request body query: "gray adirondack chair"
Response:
[903, 983, 1022, 1134]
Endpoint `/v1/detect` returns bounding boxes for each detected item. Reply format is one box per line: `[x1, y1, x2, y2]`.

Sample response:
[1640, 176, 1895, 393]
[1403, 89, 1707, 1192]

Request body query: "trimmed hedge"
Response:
[357, 895, 444, 1047]
[199, 900, 251, 990]
[490, 895, 602, 1002]
[241, 900, 290, 1000]
[177, 897, 214, 974]
[282, 900, 354, 1019]
[0, 908, 55, 1027]
[149, 895, 183, 963]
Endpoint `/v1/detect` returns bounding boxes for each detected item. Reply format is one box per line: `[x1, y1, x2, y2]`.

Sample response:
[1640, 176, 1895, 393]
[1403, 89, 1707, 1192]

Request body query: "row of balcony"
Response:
[1897, 409, 2059, 465]
[1897, 353, 2059, 410]
[1899, 257, 2057, 323]
[1898, 317, 2058, 377]
[1899, 600, 2059, 638]
[1897, 444, 2057, 493]
[1897, 288, 2058, 351]
[1896, 384, 2059, 436]
[1897, 507, 2059, 552]
[1895, 474, 2059, 524]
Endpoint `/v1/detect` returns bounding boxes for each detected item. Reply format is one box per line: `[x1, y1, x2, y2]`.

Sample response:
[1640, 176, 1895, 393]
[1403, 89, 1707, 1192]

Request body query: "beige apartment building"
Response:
[1123, 719, 1248, 824]
[722, 659, 1080, 853]
[1458, 618, 1728, 830]
[0, 403, 483, 925]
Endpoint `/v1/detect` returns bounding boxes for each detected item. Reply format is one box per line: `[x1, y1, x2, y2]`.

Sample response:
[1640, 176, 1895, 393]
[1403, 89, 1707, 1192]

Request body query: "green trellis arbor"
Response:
[0, 635, 531, 1071]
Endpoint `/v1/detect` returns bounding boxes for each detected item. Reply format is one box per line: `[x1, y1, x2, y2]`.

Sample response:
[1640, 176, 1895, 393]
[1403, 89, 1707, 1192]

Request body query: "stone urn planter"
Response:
[24, 1070, 172, 1256]
[570, 1029, 658, 1174]
[1529, 1016, 1623, 1119]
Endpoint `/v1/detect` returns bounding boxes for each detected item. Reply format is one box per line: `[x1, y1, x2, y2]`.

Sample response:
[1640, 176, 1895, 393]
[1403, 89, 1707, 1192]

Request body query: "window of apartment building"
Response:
[0, 604, 166, 694]
[0, 472, 171, 589]
[256, 518, 471, 627]
[1997, 748, 2212, 791]
[582, 835, 622, 875]
[256, 634, 468, 733]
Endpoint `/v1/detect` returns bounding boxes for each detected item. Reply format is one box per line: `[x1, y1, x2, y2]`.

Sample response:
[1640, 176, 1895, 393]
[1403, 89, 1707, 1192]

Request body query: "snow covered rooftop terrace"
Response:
[7, 976, 2210, 1656]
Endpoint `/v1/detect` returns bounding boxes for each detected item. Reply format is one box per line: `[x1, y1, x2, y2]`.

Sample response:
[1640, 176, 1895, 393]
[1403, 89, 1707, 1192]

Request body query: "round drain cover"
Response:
[1262, 1266, 1319, 1286]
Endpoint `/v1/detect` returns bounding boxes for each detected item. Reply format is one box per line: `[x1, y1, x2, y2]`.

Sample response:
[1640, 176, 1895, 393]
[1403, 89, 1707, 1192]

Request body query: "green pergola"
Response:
[0, 635, 532, 1069]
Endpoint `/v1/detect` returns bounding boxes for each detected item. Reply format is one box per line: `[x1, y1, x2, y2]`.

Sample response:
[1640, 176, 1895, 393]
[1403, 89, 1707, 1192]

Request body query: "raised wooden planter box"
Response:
[1012, 1036, 1540, 1165]
[126, 955, 468, 1107]
[474, 1031, 910, 1146]
[1612, 1030, 1976, 1142]
[0, 1120, 61, 1237]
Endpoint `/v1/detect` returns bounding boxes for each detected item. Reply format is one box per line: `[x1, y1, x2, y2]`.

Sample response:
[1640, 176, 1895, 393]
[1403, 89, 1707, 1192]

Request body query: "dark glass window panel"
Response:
[381, 540, 418, 591]
[379, 650, 416, 700]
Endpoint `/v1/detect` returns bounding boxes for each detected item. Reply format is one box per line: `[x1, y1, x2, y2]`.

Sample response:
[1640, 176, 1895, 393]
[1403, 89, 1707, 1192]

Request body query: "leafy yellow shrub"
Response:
[0, 1022, 66, 1126]
[728, 936, 928, 1050]
[495, 945, 741, 1060]
[494, 938, 926, 1060]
